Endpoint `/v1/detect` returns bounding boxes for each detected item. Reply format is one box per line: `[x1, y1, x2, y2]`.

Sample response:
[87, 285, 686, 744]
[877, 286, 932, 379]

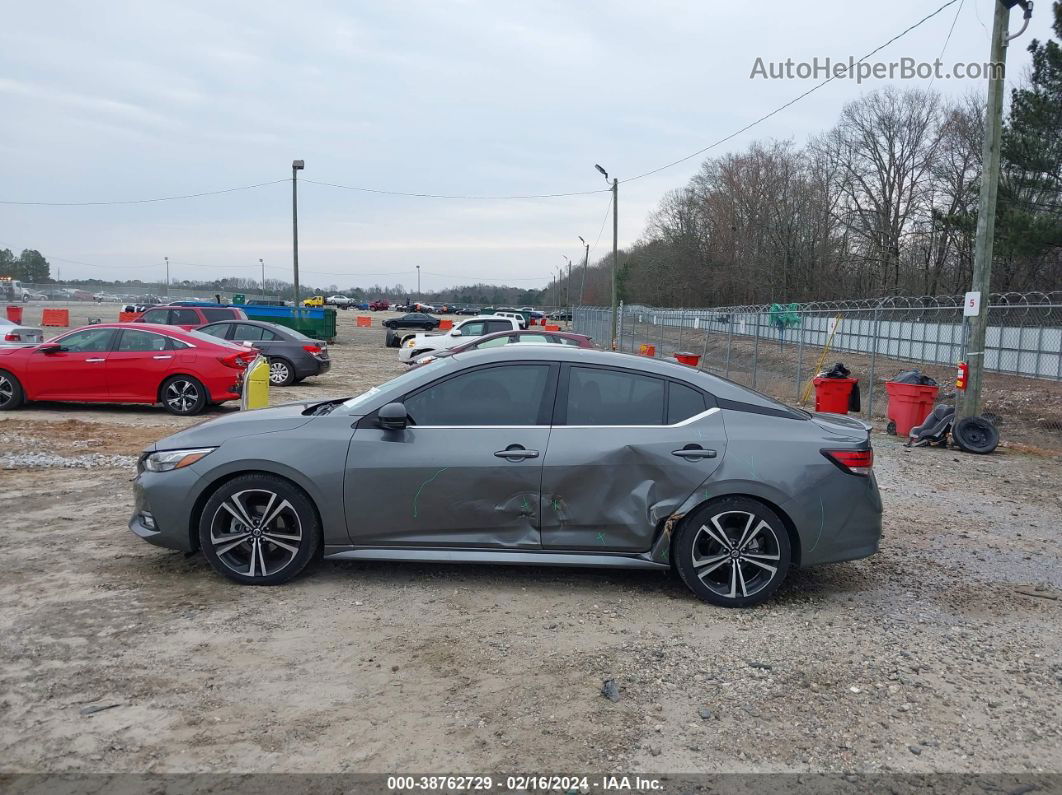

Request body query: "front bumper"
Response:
[128, 468, 201, 552]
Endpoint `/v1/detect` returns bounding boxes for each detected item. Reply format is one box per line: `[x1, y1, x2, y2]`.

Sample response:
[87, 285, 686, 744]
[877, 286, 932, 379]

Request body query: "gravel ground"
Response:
[1, 308, 1060, 776]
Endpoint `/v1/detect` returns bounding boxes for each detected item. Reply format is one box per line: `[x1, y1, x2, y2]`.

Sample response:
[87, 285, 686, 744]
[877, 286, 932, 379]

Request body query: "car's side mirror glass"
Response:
[378, 402, 409, 430]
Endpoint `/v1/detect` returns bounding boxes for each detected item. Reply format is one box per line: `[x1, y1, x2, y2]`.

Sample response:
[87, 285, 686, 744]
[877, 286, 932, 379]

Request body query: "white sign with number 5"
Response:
[963, 291, 981, 317]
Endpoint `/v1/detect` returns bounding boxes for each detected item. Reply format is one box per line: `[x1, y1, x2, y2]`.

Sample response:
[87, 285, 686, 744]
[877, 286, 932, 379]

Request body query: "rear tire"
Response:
[673, 496, 791, 608]
[160, 375, 208, 416]
[198, 474, 321, 585]
[268, 358, 295, 386]
[0, 370, 25, 411]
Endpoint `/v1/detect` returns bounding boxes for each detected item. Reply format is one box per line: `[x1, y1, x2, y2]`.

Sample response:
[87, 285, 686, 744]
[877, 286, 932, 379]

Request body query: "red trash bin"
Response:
[6, 305, 23, 324]
[674, 351, 701, 367]
[885, 381, 939, 436]
[813, 377, 858, 414]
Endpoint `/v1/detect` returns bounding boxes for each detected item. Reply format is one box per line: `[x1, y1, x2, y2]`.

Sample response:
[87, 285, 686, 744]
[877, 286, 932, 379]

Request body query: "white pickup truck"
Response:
[398, 315, 520, 364]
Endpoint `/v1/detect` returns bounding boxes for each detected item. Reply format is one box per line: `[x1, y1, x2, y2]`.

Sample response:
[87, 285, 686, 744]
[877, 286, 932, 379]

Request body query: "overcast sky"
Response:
[0, 0, 1053, 291]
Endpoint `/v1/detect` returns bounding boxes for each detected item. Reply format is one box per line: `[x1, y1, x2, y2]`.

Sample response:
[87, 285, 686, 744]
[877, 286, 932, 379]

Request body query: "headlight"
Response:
[142, 447, 216, 472]
[404, 339, 416, 347]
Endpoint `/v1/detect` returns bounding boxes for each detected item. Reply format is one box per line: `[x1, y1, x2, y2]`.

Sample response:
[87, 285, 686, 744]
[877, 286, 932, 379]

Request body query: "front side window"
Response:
[404, 365, 551, 426]
[117, 330, 168, 352]
[565, 366, 665, 426]
[57, 328, 116, 353]
[475, 335, 513, 349]
[457, 321, 486, 337]
[139, 308, 170, 324]
[197, 323, 230, 340]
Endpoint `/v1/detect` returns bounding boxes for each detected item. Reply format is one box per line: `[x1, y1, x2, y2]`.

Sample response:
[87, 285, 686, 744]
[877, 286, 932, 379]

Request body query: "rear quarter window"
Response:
[202, 308, 238, 322]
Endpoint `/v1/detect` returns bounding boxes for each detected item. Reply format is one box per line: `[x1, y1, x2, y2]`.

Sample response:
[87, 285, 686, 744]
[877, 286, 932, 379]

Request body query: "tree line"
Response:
[0, 249, 50, 283]
[568, 3, 1061, 308]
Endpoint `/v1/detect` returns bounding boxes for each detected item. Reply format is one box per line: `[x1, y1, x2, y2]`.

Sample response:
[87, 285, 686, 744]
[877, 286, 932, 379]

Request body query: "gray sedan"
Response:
[129, 347, 882, 607]
[196, 319, 330, 386]
[0, 317, 45, 348]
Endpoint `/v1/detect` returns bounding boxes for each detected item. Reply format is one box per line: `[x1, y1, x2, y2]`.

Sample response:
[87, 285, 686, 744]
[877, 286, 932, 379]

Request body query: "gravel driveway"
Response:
[1, 309, 1060, 775]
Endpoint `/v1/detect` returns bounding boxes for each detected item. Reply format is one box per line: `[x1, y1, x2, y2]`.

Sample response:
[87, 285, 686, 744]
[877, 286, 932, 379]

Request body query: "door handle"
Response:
[671, 446, 717, 460]
[85, 358, 106, 363]
[494, 445, 540, 461]
[152, 355, 173, 360]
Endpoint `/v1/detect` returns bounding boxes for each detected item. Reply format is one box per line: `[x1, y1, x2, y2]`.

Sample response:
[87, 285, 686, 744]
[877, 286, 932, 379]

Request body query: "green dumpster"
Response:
[242, 305, 338, 342]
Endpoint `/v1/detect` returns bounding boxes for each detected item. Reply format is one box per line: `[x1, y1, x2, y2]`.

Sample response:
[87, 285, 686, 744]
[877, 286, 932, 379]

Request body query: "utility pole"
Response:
[594, 164, 619, 349]
[292, 159, 304, 307]
[164, 256, 169, 296]
[566, 257, 572, 313]
[958, 0, 1031, 420]
[259, 258, 266, 296]
[578, 235, 589, 305]
[416, 265, 421, 297]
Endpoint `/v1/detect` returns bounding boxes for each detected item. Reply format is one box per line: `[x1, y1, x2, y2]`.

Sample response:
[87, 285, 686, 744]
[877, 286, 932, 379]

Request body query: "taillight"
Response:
[303, 344, 322, 354]
[218, 351, 256, 369]
[822, 449, 874, 476]
[4, 332, 19, 342]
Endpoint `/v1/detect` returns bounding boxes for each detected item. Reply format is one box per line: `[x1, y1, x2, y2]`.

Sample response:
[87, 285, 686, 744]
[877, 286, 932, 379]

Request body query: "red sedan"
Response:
[0, 323, 258, 415]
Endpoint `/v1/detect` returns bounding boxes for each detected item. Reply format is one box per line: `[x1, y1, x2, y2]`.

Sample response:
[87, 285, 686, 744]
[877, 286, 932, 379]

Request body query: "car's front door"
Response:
[540, 364, 727, 552]
[25, 327, 117, 400]
[344, 362, 557, 548]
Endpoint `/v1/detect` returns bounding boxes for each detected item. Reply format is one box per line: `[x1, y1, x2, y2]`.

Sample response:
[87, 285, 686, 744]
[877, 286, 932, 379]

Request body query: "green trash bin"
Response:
[232, 293, 246, 305]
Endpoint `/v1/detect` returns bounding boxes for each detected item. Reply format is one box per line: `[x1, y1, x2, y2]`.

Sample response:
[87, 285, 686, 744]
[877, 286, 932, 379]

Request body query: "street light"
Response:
[416, 265, 421, 297]
[595, 165, 619, 349]
[577, 235, 589, 305]
[259, 258, 265, 297]
[292, 159, 304, 307]
[164, 256, 169, 297]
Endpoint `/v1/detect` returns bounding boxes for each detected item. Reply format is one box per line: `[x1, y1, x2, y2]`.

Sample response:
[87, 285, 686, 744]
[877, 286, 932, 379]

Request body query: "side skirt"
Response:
[322, 546, 669, 571]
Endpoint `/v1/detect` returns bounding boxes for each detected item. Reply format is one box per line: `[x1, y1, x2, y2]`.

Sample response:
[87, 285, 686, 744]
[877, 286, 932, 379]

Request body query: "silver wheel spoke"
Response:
[264, 536, 299, 554]
[260, 497, 293, 530]
[744, 552, 780, 561]
[263, 531, 300, 542]
[743, 557, 778, 576]
[735, 513, 756, 548]
[221, 493, 256, 528]
[736, 562, 749, 597]
[727, 560, 738, 598]
[703, 519, 733, 551]
[214, 535, 250, 556]
[247, 539, 258, 577]
[739, 518, 770, 550]
[256, 539, 268, 576]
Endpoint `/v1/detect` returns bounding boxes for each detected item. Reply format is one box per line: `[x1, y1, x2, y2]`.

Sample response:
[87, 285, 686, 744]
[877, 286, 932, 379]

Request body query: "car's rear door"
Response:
[540, 364, 727, 552]
[25, 327, 117, 400]
[344, 362, 557, 548]
[106, 329, 178, 401]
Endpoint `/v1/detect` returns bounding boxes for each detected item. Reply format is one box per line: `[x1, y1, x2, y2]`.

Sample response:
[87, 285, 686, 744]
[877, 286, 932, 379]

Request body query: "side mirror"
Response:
[38, 343, 62, 354]
[450, 328, 463, 337]
[378, 402, 409, 430]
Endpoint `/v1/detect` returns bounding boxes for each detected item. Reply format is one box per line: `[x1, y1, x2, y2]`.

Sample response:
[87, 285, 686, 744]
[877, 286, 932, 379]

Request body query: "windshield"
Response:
[341, 358, 448, 411]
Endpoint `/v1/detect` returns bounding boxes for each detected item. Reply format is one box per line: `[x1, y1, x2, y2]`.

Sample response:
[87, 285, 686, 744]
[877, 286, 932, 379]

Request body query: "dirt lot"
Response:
[1, 306, 1061, 775]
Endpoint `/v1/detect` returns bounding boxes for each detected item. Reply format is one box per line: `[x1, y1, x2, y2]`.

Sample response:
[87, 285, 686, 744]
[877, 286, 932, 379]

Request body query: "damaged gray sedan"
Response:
[130, 347, 882, 607]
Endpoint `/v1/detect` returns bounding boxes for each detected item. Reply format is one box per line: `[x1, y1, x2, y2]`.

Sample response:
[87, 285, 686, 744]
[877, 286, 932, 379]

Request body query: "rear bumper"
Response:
[295, 356, 330, 379]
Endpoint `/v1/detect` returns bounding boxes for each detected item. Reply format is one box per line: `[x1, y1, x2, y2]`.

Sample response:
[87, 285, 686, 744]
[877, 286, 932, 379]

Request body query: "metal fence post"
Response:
[725, 318, 733, 378]
[795, 318, 805, 401]
[867, 305, 881, 419]
[618, 301, 625, 351]
[752, 311, 761, 389]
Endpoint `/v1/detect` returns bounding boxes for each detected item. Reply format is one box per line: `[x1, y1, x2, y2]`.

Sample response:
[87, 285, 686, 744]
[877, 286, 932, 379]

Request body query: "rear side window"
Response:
[232, 323, 268, 341]
[514, 334, 552, 344]
[556, 336, 583, 346]
[117, 330, 168, 352]
[170, 308, 200, 325]
[486, 319, 514, 333]
[202, 308, 236, 322]
[667, 382, 708, 424]
[458, 321, 486, 336]
[475, 335, 512, 349]
[566, 367, 665, 426]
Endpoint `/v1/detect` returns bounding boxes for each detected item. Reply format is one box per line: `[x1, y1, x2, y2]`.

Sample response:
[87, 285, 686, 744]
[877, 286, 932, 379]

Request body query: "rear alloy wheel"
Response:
[161, 375, 208, 416]
[674, 497, 791, 608]
[268, 358, 295, 386]
[0, 371, 25, 411]
[199, 474, 321, 585]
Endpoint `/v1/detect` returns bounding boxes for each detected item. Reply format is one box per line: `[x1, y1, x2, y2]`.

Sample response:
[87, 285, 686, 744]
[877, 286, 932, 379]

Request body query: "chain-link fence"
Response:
[14, 282, 284, 304]
[575, 292, 1062, 450]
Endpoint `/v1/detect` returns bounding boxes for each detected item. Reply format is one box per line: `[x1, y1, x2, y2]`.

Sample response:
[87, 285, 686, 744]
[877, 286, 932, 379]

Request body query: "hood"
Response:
[810, 411, 872, 440]
[147, 401, 318, 452]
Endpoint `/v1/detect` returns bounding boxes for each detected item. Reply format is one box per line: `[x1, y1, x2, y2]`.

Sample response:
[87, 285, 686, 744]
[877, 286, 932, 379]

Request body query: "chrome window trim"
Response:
[403, 407, 720, 430]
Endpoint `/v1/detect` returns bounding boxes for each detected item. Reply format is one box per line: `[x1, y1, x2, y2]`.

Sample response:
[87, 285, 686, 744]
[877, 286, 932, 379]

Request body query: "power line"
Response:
[302, 178, 608, 201]
[621, 0, 964, 185]
[422, 271, 550, 283]
[0, 179, 289, 207]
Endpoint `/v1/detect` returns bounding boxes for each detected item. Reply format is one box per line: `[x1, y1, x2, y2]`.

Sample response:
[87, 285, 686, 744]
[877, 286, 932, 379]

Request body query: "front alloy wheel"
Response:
[199, 475, 320, 585]
[674, 497, 791, 607]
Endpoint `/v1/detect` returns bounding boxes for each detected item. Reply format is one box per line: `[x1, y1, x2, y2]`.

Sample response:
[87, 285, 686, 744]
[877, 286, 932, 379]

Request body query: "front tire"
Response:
[0, 370, 25, 410]
[268, 358, 295, 386]
[198, 474, 321, 585]
[160, 375, 208, 416]
[673, 497, 791, 608]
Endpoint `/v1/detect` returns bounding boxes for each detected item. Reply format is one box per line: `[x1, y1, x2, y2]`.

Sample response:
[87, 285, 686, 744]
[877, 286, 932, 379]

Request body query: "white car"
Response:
[326, 295, 352, 307]
[0, 317, 45, 347]
[492, 310, 528, 329]
[398, 315, 520, 364]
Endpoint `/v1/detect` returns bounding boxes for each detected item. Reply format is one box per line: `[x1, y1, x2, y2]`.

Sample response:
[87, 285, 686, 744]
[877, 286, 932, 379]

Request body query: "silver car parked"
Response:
[129, 347, 882, 607]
